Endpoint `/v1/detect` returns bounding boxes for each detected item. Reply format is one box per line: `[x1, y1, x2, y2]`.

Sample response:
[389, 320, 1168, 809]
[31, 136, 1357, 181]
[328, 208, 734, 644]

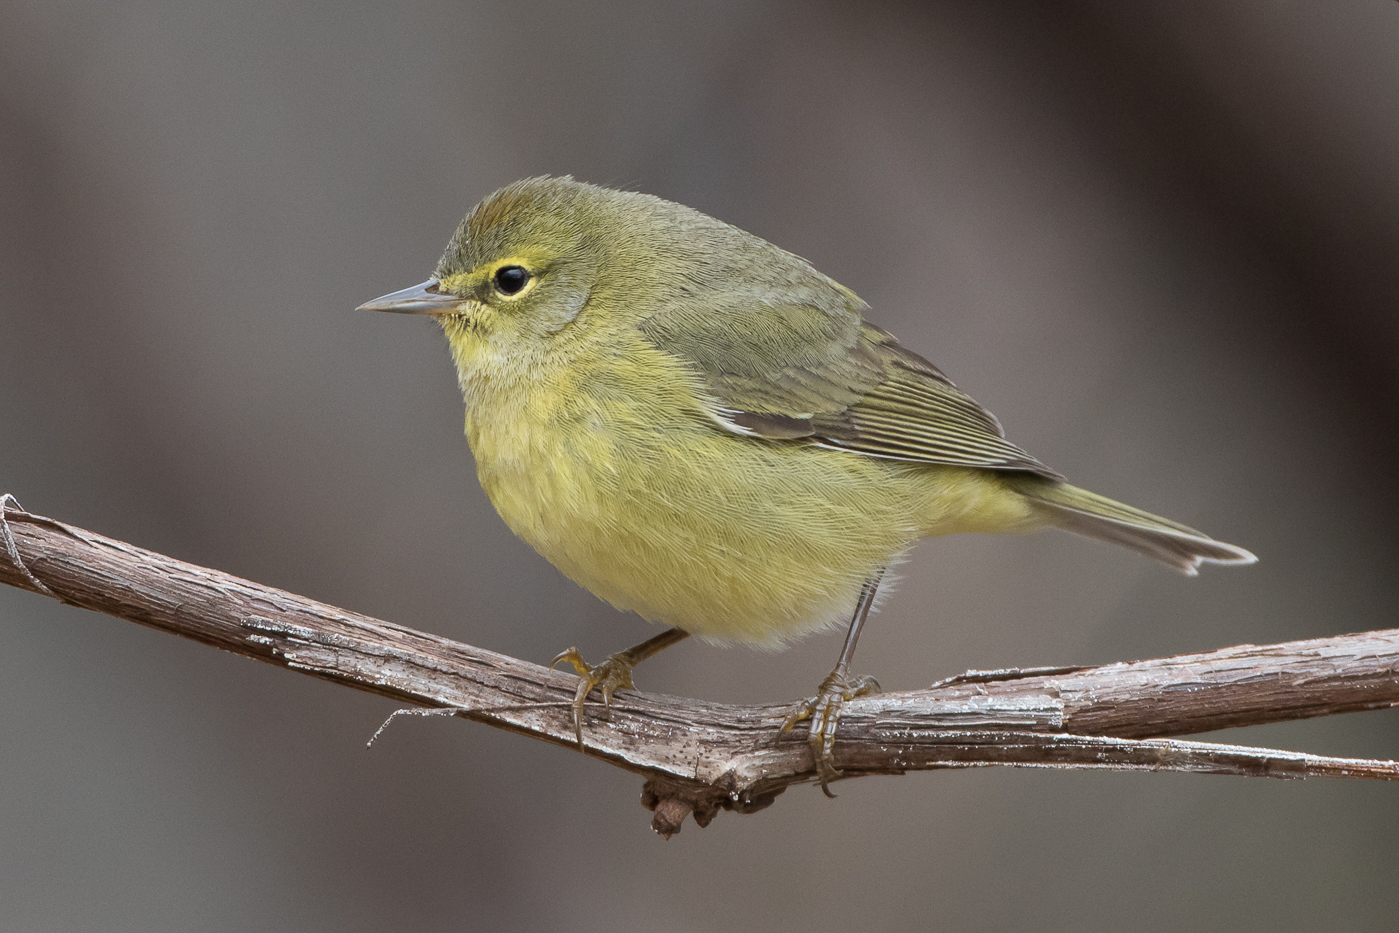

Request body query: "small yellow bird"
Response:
[361, 176, 1255, 793]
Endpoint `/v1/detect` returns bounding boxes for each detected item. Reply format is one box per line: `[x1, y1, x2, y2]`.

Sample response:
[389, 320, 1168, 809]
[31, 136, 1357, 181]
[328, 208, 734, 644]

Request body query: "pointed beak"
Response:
[357, 279, 468, 315]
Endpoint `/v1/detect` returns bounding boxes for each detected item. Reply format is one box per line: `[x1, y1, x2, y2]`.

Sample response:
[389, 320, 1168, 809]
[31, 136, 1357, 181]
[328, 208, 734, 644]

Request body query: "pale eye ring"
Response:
[493, 265, 531, 296]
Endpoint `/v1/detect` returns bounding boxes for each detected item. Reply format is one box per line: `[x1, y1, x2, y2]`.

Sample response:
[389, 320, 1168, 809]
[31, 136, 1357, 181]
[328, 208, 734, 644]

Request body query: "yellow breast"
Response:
[450, 324, 1036, 646]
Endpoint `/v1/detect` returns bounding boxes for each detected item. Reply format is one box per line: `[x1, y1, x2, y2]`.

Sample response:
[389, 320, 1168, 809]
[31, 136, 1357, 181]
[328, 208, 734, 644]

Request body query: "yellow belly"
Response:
[465, 370, 1039, 646]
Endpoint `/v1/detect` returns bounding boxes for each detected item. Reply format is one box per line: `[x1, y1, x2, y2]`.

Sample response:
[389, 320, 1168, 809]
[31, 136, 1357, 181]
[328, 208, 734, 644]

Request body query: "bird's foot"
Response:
[549, 647, 637, 750]
[776, 669, 880, 797]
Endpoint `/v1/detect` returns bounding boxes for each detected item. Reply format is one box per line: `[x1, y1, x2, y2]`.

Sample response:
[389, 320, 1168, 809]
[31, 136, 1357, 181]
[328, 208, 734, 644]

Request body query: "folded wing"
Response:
[638, 300, 1062, 480]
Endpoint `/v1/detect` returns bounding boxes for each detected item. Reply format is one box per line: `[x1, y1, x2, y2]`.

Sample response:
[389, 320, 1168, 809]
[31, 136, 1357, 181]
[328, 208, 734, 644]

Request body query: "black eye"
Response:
[493, 265, 530, 295]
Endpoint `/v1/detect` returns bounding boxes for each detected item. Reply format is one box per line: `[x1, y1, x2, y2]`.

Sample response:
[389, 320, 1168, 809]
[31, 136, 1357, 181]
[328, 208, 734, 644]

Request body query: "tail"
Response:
[1010, 478, 1257, 576]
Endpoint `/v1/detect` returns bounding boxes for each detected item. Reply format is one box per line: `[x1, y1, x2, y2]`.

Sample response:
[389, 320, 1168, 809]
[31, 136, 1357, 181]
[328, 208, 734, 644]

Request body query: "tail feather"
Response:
[1012, 480, 1257, 576]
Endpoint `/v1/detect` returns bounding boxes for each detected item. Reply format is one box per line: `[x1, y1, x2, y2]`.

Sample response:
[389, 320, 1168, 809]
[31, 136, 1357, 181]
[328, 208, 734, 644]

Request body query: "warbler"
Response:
[361, 176, 1255, 793]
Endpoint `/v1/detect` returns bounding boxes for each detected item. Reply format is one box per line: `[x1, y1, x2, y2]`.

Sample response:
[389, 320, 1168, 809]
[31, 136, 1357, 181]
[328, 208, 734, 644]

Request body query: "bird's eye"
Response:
[493, 265, 531, 296]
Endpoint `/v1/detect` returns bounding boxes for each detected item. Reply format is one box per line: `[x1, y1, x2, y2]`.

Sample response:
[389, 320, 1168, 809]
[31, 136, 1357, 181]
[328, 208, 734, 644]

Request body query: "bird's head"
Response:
[364, 176, 715, 343]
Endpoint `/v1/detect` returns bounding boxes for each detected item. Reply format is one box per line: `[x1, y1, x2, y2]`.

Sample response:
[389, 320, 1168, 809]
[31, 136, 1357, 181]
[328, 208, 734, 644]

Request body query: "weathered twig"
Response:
[2, 495, 1397, 837]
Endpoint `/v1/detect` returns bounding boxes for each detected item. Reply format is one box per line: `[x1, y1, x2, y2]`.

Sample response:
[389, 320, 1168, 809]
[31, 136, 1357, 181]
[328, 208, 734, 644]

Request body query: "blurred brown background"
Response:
[3, 1, 1398, 929]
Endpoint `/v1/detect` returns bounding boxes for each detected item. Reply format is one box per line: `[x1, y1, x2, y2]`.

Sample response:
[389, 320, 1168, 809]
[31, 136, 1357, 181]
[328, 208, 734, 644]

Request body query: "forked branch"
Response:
[2, 496, 1397, 837]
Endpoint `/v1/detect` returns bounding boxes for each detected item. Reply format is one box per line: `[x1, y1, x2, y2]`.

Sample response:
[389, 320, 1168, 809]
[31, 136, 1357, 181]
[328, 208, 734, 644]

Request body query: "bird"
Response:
[360, 175, 1255, 794]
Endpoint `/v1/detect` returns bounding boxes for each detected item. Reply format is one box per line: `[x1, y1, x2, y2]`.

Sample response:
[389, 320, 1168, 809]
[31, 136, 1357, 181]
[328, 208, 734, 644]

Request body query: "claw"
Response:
[549, 647, 637, 749]
[775, 669, 880, 797]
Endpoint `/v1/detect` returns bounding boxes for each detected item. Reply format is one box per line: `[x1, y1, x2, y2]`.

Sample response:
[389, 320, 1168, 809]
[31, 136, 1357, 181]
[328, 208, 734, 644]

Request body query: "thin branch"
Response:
[2, 496, 1397, 838]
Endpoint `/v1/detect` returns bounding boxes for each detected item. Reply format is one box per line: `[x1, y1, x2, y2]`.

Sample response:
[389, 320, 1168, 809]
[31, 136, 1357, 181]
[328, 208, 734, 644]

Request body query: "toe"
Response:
[551, 651, 642, 750]
[550, 647, 589, 677]
[849, 675, 881, 698]
[776, 698, 816, 741]
[809, 697, 846, 796]
[568, 676, 596, 748]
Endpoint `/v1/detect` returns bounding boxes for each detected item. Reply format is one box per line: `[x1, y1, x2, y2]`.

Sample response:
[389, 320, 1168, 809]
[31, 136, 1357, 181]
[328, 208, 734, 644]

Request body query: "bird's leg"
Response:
[778, 571, 885, 797]
[550, 626, 690, 749]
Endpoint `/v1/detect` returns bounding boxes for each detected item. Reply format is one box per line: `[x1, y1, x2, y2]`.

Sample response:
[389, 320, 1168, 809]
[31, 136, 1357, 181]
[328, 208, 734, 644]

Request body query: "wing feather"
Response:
[638, 301, 1062, 480]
